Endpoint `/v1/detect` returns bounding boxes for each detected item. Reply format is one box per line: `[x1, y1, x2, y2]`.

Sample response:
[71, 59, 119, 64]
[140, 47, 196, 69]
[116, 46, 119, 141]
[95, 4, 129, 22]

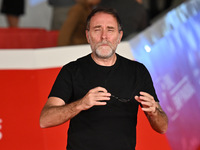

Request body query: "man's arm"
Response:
[40, 97, 82, 128]
[40, 87, 111, 128]
[135, 92, 168, 134]
[144, 102, 168, 134]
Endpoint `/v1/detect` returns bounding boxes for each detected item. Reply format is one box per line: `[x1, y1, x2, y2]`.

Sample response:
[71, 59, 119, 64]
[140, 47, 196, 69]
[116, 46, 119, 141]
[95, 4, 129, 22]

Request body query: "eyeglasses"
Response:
[111, 94, 131, 103]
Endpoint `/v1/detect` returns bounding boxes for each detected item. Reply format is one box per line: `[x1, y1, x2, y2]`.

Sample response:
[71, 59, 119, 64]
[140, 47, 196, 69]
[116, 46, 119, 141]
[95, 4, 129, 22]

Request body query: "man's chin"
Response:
[95, 51, 114, 59]
[98, 55, 111, 59]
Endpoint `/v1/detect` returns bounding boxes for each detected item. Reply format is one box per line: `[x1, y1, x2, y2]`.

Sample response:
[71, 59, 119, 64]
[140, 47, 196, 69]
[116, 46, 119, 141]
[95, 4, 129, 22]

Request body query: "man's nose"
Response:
[101, 29, 107, 40]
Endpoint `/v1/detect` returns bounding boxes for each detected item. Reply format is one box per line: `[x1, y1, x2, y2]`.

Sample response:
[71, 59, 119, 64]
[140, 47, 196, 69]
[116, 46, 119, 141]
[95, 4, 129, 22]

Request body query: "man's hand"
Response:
[79, 87, 111, 110]
[40, 87, 111, 128]
[135, 91, 158, 116]
[135, 91, 168, 134]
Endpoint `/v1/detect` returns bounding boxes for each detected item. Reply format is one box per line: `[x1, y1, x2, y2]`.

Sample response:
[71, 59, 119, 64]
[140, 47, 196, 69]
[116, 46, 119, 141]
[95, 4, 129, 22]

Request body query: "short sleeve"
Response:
[140, 63, 159, 102]
[48, 65, 73, 103]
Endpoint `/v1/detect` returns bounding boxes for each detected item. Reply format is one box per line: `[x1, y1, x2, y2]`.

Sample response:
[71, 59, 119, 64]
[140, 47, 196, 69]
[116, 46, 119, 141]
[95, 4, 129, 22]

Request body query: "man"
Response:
[40, 7, 168, 150]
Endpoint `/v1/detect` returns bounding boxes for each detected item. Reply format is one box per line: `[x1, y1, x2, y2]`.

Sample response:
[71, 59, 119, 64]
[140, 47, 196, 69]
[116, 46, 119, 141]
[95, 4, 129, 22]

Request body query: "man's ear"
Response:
[118, 31, 123, 44]
[86, 30, 90, 44]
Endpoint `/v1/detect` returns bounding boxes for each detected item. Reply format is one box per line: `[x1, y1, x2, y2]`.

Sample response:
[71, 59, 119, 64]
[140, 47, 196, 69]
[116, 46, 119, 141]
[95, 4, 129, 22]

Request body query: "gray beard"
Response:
[95, 48, 115, 59]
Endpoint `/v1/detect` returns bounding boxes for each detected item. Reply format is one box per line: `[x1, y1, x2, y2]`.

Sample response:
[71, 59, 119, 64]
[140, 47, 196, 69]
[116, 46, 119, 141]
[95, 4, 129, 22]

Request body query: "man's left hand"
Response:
[135, 91, 158, 116]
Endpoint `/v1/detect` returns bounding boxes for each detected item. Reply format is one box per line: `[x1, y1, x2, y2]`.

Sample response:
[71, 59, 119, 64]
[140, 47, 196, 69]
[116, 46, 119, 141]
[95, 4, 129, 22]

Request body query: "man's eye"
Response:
[108, 29, 114, 32]
[94, 29, 101, 31]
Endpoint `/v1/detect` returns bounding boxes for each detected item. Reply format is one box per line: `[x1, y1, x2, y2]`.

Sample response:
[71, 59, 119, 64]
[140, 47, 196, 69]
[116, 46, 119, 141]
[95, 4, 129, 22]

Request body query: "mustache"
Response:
[96, 41, 112, 47]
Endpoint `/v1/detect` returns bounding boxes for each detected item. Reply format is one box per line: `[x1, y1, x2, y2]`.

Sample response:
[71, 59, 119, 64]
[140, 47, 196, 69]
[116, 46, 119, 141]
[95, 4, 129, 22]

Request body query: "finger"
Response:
[139, 91, 154, 99]
[97, 91, 111, 97]
[95, 101, 107, 106]
[138, 96, 153, 102]
[95, 96, 111, 101]
[141, 107, 154, 112]
[93, 87, 108, 93]
[88, 87, 110, 98]
[92, 91, 111, 102]
[141, 101, 154, 108]
[134, 95, 139, 101]
[134, 95, 142, 103]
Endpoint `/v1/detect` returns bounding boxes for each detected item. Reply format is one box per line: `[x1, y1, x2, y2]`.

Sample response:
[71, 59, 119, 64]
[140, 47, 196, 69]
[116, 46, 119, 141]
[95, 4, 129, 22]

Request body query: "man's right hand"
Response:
[79, 87, 111, 110]
[40, 87, 111, 128]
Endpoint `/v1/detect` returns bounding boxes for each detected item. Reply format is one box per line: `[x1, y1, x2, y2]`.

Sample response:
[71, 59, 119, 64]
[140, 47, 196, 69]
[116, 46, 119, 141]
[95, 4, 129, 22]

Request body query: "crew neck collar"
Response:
[89, 53, 120, 69]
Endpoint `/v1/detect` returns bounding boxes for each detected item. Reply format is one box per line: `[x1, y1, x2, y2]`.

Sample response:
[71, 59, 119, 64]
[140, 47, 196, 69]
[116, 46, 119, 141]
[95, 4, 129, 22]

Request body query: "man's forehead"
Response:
[90, 12, 118, 27]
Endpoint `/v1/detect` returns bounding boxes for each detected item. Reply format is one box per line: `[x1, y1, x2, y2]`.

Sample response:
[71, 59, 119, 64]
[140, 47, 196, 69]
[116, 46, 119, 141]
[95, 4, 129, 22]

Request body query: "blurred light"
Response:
[144, 45, 151, 52]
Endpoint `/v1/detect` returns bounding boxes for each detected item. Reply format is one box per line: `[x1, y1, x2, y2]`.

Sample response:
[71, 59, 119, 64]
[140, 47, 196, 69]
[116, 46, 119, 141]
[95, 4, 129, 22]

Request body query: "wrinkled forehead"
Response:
[89, 12, 119, 29]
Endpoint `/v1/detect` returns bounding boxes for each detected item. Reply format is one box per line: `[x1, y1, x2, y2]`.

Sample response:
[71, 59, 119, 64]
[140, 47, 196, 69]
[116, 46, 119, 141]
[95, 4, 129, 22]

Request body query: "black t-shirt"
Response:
[49, 54, 159, 150]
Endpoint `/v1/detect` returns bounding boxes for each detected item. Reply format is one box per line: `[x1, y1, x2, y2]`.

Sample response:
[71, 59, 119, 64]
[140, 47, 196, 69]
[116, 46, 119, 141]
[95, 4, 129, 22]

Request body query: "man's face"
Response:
[86, 12, 123, 59]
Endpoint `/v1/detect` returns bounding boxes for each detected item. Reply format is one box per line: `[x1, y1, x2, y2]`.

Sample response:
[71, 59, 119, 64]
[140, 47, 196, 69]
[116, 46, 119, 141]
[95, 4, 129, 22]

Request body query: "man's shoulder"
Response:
[62, 54, 91, 69]
[117, 54, 149, 74]
[76, 54, 91, 62]
[117, 54, 143, 66]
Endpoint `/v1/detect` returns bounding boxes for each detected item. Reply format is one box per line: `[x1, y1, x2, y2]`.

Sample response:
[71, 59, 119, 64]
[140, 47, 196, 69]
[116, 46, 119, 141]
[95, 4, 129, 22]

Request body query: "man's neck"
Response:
[91, 53, 117, 67]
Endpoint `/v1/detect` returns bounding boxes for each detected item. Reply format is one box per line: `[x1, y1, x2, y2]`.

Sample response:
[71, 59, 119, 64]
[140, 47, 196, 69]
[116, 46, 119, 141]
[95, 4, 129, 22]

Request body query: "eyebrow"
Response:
[93, 25, 101, 29]
[93, 25, 115, 30]
[107, 26, 115, 30]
